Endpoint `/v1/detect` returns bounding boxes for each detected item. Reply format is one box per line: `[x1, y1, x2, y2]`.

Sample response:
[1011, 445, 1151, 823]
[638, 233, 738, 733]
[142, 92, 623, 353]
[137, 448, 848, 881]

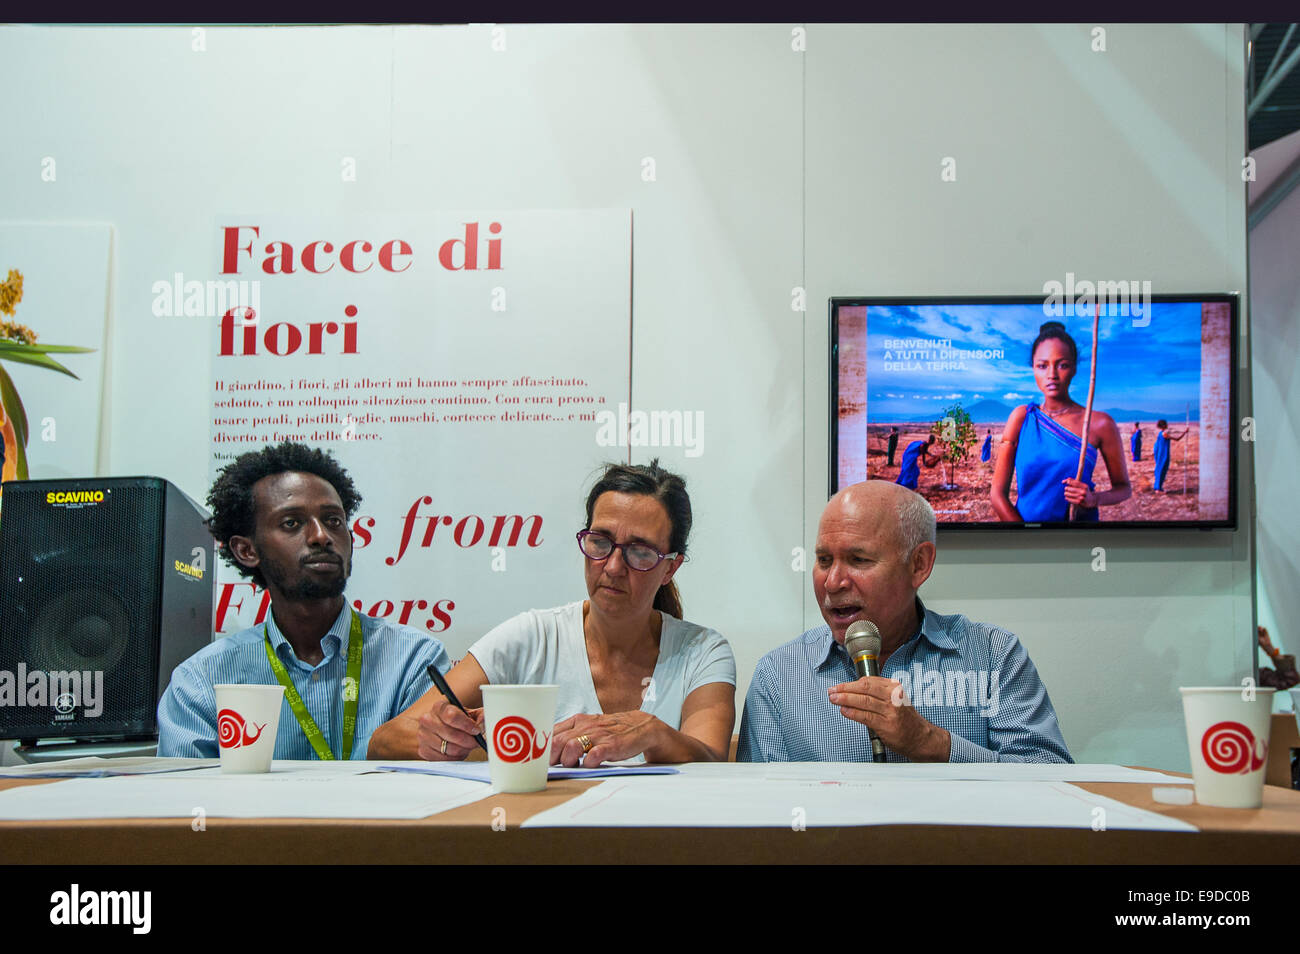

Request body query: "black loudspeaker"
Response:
[0, 477, 213, 743]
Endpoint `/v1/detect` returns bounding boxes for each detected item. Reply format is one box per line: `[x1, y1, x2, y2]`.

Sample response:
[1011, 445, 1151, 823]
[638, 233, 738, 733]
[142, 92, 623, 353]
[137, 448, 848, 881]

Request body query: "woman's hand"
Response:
[415, 700, 485, 761]
[1061, 477, 1096, 508]
[369, 655, 489, 760]
[550, 711, 663, 767]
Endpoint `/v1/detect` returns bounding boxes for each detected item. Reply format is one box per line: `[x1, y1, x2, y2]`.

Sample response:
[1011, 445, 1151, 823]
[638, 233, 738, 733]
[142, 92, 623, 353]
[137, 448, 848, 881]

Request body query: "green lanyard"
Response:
[262, 609, 363, 761]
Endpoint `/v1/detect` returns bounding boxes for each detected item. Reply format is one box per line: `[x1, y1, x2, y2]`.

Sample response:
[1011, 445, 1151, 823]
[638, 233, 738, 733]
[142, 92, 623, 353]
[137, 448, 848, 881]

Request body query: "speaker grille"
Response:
[0, 480, 165, 738]
[27, 585, 132, 674]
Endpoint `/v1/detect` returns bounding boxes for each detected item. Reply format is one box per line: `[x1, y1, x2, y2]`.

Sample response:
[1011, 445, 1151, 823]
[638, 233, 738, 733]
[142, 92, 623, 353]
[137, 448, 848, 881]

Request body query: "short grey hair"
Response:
[895, 489, 936, 560]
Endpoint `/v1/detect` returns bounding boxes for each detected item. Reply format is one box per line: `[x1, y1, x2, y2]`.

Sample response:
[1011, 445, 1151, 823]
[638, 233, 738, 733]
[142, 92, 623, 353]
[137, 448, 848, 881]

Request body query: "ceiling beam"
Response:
[1248, 41, 1300, 119]
[1259, 23, 1296, 89]
[1249, 150, 1300, 230]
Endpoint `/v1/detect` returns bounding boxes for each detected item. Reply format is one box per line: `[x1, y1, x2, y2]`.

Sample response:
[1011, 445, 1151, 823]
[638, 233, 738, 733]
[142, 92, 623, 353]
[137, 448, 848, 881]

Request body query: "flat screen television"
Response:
[830, 294, 1238, 529]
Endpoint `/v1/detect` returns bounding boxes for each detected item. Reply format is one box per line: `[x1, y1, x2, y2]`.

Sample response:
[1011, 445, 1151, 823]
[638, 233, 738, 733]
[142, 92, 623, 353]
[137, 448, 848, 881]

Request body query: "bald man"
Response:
[738, 482, 1071, 763]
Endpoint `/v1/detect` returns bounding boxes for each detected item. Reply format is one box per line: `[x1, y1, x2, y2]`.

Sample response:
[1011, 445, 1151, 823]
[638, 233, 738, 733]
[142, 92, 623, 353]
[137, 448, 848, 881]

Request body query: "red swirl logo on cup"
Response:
[218, 708, 267, 749]
[1200, 721, 1267, 774]
[492, 715, 551, 763]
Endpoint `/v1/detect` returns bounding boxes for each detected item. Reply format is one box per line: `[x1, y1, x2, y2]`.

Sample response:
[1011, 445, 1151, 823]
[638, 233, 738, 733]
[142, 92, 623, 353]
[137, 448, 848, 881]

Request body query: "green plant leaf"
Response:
[0, 365, 29, 480]
[0, 350, 81, 379]
[0, 364, 29, 449]
[0, 342, 95, 355]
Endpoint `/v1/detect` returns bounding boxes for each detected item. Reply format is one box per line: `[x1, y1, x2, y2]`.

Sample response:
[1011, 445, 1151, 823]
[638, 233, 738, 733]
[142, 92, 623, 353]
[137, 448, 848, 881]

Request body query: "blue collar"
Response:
[265, 600, 353, 669]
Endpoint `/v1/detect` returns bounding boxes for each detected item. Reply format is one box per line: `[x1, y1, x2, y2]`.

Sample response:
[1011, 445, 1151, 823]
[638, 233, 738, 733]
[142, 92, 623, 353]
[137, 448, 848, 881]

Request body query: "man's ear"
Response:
[910, 541, 937, 589]
[227, 535, 260, 571]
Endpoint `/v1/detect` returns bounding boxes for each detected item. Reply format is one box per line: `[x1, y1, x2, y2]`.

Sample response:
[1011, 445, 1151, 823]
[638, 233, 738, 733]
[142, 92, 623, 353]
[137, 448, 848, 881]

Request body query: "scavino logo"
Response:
[173, 559, 204, 580]
[45, 490, 105, 505]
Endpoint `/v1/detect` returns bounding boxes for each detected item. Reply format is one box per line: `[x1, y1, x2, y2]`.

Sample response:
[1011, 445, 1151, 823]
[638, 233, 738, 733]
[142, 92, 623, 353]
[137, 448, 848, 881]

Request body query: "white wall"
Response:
[0, 23, 1254, 770]
[801, 24, 1254, 770]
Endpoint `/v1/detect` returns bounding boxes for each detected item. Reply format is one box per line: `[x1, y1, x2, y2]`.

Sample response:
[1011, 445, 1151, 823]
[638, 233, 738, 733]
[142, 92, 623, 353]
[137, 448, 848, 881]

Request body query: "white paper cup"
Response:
[481, 685, 558, 794]
[1179, 686, 1275, 808]
[214, 684, 285, 774]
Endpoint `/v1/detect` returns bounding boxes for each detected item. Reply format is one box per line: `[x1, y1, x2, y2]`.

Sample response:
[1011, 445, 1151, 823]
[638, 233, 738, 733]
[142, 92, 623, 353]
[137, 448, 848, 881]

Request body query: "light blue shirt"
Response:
[157, 602, 450, 759]
[738, 602, 1072, 763]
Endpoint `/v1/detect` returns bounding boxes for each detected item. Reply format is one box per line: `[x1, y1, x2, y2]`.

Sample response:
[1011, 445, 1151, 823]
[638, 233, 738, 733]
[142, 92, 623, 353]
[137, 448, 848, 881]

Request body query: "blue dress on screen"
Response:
[895, 440, 926, 489]
[1130, 428, 1142, 461]
[1153, 431, 1170, 491]
[980, 435, 992, 463]
[1013, 405, 1098, 522]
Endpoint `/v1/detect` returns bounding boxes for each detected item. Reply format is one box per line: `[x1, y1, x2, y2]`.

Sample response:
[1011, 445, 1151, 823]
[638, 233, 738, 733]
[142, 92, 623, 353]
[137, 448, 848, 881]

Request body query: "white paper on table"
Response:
[0, 757, 218, 778]
[688, 762, 1191, 784]
[0, 770, 490, 820]
[521, 777, 1198, 831]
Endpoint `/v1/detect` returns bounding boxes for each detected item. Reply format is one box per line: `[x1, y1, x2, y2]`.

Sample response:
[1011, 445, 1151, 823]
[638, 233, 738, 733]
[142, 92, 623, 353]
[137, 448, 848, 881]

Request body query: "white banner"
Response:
[206, 211, 632, 658]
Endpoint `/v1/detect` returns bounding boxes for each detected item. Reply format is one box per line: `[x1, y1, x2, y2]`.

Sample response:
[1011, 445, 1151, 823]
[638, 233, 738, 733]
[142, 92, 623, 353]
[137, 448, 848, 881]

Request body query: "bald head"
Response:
[824, 481, 936, 561]
[813, 481, 938, 647]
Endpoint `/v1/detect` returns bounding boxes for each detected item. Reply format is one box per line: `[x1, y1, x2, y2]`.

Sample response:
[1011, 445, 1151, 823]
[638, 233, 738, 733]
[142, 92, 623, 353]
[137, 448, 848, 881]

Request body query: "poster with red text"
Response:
[208, 211, 631, 658]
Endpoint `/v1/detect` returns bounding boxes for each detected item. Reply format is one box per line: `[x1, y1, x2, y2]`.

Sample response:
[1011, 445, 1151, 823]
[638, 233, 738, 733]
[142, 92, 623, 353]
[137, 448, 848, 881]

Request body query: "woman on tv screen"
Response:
[990, 321, 1132, 522]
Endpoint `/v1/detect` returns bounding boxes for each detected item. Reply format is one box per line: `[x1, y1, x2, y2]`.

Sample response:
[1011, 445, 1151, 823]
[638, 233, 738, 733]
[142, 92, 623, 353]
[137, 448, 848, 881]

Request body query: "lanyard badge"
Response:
[262, 609, 363, 760]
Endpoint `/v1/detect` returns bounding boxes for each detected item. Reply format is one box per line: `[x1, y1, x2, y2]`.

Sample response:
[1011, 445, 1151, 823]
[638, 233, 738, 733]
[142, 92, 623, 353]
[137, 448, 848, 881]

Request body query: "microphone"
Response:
[844, 620, 887, 764]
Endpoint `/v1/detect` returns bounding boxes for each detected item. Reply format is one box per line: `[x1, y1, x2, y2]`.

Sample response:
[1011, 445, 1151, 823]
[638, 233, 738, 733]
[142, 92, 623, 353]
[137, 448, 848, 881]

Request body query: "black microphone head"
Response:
[844, 620, 881, 660]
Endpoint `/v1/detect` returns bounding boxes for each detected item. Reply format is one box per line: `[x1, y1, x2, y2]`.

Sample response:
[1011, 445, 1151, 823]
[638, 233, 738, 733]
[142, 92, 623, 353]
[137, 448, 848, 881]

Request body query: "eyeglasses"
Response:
[576, 530, 677, 571]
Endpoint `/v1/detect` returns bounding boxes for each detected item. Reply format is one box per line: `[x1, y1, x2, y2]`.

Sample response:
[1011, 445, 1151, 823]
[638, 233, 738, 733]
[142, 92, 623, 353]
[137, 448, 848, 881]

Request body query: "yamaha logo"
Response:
[54, 692, 77, 715]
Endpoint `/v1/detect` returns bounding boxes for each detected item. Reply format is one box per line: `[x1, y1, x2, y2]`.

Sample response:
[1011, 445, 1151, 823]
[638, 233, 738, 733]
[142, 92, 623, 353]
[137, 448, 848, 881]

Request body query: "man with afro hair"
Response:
[157, 442, 451, 759]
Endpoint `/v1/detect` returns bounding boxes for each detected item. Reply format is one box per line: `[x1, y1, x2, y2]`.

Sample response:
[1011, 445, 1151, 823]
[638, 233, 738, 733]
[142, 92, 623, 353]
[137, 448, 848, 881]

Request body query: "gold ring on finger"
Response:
[578, 734, 593, 754]
[440, 738, 448, 755]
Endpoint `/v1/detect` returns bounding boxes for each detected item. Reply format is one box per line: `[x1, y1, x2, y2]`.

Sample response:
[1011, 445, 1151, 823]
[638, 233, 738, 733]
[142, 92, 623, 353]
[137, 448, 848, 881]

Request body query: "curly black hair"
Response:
[206, 442, 362, 588]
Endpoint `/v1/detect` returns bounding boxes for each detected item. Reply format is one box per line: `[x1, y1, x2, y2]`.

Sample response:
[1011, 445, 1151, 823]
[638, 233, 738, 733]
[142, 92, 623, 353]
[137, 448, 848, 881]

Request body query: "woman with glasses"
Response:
[368, 460, 735, 765]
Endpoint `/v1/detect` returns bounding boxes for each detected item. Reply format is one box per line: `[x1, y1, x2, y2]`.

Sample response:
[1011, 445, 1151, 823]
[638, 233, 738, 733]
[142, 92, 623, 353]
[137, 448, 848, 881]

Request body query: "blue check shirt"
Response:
[157, 602, 451, 759]
[738, 602, 1072, 763]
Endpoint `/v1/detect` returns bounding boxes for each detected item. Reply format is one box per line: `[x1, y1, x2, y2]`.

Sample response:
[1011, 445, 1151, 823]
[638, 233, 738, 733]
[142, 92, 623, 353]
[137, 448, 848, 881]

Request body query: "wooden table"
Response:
[2, 769, 1297, 865]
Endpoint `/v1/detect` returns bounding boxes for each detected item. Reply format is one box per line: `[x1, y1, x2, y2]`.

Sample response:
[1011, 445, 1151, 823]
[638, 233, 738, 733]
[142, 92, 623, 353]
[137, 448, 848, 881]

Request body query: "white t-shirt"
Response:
[468, 601, 736, 731]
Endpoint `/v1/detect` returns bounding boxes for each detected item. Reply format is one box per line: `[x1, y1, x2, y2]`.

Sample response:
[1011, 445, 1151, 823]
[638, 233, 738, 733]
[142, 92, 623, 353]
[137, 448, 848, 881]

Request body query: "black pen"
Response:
[425, 664, 488, 752]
